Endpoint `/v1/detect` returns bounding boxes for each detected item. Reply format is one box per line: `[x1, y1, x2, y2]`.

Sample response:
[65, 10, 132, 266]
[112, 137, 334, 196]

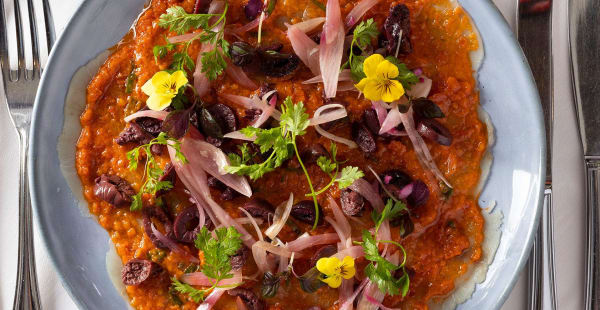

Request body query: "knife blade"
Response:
[517, 1, 556, 309]
[569, 0, 600, 309]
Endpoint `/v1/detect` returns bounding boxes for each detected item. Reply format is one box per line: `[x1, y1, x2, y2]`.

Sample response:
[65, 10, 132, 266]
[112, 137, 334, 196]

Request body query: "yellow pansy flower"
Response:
[316, 256, 356, 288]
[141, 70, 188, 111]
[355, 54, 405, 102]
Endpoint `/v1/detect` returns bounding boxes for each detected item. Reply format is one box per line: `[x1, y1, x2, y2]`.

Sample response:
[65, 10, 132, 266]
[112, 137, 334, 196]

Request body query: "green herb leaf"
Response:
[195, 226, 243, 283]
[159, 6, 215, 35]
[125, 64, 137, 94]
[371, 198, 408, 233]
[353, 19, 379, 51]
[336, 166, 365, 189]
[310, 0, 326, 11]
[317, 156, 336, 174]
[171, 277, 206, 302]
[280, 97, 310, 137]
[200, 48, 228, 81]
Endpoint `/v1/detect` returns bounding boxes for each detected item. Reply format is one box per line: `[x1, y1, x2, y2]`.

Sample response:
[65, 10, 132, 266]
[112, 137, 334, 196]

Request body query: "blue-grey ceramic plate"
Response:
[29, 0, 544, 309]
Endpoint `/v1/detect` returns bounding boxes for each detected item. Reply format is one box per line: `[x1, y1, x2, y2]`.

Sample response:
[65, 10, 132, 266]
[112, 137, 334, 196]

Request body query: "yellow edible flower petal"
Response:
[363, 54, 385, 78]
[316, 256, 341, 276]
[355, 55, 405, 103]
[376, 59, 399, 80]
[340, 256, 356, 279]
[316, 256, 356, 289]
[322, 275, 343, 288]
[142, 70, 188, 111]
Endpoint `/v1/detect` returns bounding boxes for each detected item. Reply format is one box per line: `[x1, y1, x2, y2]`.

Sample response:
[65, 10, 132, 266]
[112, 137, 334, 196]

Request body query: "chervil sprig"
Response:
[371, 198, 408, 233]
[126, 132, 187, 211]
[309, 143, 364, 197]
[355, 230, 410, 297]
[156, 4, 230, 80]
[342, 19, 379, 81]
[170, 226, 243, 302]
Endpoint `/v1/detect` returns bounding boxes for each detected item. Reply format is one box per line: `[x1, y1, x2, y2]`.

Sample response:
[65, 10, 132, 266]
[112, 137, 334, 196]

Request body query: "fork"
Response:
[0, 0, 54, 309]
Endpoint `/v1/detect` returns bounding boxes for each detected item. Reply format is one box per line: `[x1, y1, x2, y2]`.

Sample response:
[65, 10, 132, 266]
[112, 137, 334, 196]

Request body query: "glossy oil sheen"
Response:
[28, 0, 544, 309]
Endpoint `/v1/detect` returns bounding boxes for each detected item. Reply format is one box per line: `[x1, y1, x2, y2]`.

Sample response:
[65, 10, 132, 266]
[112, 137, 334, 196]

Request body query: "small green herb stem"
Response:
[305, 167, 339, 197]
[292, 136, 319, 230]
[378, 240, 407, 267]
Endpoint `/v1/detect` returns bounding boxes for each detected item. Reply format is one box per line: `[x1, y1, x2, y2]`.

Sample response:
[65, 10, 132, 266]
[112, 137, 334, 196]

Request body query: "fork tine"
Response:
[0, 0, 9, 82]
[25, 0, 39, 78]
[12, 0, 25, 81]
[40, 0, 54, 52]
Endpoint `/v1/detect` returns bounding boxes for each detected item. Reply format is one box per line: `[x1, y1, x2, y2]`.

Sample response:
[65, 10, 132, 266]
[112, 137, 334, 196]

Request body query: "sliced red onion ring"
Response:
[406, 75, 432, 98]
[286, 232, 340, 252]
[197, 288, 225, 310]
[309, 103, 347, 126]
[223, 131, 257, 141]
[124, 110, 168, 122]
[334, 245, 364, 260]
[285, 17, 326, 33]
[168, 32, 199, 44]
[416, 118, 453, 146]
[225, 57, 258, 90]
[344, 0, 380, 28]
[253, 241, 294, 257]
[303, 69, 351, 84]
[288, 24, 320, 75]
[399, 107, 452, 188]
[252, 94, 277, 128]
[194, 43, 214, 97]
[220, 91, 280, 120]
[182, 271, 242, 286]
[339, 278, 369, 310]
[313, 104, 358, 148]
[264, 193, 294, 239]
[168, 146, 257, 247]
[327, 197, 351, 248]
[181, 134, 252, 197]
[379, 102, 402, 135]
[150, 223, 200, 263]
[319, 0, 345, 98]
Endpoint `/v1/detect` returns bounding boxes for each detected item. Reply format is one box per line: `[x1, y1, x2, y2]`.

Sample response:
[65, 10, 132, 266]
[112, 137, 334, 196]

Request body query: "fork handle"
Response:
[12, 128, 41, 310]
[586, 159, 600, 310]
[528, 186, 557, 310]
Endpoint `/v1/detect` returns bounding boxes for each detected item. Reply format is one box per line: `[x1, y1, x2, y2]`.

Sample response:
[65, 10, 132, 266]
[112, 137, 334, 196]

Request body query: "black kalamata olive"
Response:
[244, 0, 263, 21]
[310, 245, 337, 267]
[231, 41, 257, 67]
[290, 200, 322, 225]
[412, 98, 445, 119]
[199, 108, 224, 138]
[259, 51, 300, 78]
[384, 4, 412, 55]
[135, 117, 163, 136]
[115, 123, 152, 146]
[352, 122, 376, 154]
[300, 144, 329, 164]
[194, 0, 210, 13]
[228, 288, 266, 310]
[241, 199, 274, 220]
[173, 206, 213, 243]
[340, 189, 365, 216]
[407, 180, 429, 207]
[362, 108, 381, 135]
[416, 119, 453, 146]
[258, 42, 284, 53]
[221, 187, 239, 201]
[380, 170, 412, 187]
[230, 246, 249, 270]
[121, 259, 163, 286]
[207, 103, 237, 133]
[94, 174, 135, 208]
[143, 206, 175, 249]
[156, 163, 176, 197]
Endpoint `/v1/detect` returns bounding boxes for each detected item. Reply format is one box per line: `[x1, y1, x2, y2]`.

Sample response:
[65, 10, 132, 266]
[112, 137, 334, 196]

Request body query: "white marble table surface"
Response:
[0, 0, 583, 309]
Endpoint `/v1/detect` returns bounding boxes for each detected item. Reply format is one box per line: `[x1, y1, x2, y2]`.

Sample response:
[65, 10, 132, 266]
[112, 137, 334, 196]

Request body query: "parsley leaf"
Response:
[357, 230, 410, 297]
[195, 226, 242, 282]
[317, 156, 336, 174]
[159, 6, 215, 35]
[280, 97, 310, 136]
[126, 132, 186, 211]
[171, 277, 206, 302]
[336, 166, 365, 189]
[371, 198, 408, 233]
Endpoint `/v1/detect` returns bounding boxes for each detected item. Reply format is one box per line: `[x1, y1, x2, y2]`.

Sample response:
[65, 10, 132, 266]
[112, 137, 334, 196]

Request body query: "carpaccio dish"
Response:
[75, 0, 489, 308]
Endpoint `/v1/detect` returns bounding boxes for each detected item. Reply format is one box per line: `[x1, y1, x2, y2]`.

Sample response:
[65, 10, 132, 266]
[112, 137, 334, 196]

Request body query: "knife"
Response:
[516, 1, 556, 310]
[569, 0, 600, 309]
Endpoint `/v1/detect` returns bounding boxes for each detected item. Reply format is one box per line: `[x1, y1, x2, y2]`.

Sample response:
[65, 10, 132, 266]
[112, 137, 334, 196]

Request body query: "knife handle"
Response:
[586, 159, 600, 310]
